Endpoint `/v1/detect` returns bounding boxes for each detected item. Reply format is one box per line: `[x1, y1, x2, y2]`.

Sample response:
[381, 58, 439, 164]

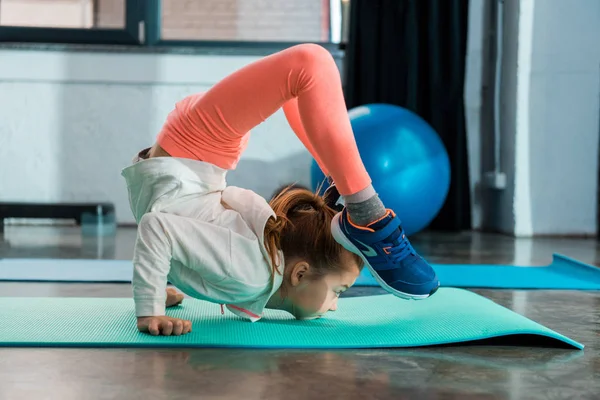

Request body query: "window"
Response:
[0, 0, 138, 44]
[0, 0, 349, 47]
[161, 0, 330, 42]
[0, 0, 125, 29]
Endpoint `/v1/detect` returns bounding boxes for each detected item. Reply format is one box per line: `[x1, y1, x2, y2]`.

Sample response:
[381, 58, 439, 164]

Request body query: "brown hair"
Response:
[264, 184, 363, 279]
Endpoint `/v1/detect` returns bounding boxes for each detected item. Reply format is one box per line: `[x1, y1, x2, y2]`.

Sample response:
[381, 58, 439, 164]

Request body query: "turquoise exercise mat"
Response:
[0, 288, 583, 350]
[1, 253, 599, 290]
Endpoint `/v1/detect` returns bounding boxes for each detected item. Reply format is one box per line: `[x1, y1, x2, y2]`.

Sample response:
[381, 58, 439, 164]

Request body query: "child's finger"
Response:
[184, 320, 192, 334]
[148, 320, 160, 336]
[162, 320, 174, 336]
[172, 320, 184, 336]
[176, 293, 184, 304]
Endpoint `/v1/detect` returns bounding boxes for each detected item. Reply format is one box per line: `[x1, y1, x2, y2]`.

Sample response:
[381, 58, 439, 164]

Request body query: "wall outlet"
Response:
[484, 171, 507, 190]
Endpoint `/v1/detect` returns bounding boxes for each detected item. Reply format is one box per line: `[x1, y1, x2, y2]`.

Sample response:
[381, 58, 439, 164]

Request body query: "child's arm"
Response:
[133, 213, 174, 317]
[132, 211, 255, 335]
[133, 213, 192, 335]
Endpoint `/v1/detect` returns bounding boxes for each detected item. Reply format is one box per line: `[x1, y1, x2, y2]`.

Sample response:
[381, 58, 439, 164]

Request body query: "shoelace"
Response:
[386, 229, 415, 263]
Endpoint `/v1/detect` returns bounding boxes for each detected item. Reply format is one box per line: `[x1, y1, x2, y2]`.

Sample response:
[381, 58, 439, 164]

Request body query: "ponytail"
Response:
[264, 184, 331, 276]
[265, 183, 363, 282]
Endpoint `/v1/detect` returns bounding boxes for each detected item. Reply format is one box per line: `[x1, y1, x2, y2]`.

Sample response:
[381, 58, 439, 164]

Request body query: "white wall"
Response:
[526, 0, 600, 235]
[0, 49, 313, 224]
[469, 0, 600, 236]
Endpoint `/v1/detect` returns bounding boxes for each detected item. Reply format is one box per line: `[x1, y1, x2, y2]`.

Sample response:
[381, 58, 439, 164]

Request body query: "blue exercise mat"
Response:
[357, 253, 600, 290]
[0, 254, 598, 289]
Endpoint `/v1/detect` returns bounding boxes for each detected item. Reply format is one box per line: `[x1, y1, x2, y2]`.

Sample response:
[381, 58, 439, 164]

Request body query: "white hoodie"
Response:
[121, 151, 284, 322]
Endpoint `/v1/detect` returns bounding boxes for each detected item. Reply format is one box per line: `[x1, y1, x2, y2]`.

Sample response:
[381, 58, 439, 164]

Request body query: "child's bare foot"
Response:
[166, 287, 184, 308]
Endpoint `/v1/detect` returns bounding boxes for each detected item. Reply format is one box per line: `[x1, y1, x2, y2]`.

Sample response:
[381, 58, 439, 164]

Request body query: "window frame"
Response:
[0, 0, 344, 50]
[143, 0, 339, 51]
[0, 0, 142, 45]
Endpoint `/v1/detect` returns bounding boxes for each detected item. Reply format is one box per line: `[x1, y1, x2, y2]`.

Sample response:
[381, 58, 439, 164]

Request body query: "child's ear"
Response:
[290, 261, 310, 287]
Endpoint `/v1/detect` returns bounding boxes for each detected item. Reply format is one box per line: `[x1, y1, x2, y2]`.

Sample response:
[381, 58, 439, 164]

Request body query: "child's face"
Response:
[287, 252, 361, 320]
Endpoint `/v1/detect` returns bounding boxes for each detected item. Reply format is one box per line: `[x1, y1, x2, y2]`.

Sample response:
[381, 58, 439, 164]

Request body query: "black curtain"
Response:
[344, 0, 471, 232]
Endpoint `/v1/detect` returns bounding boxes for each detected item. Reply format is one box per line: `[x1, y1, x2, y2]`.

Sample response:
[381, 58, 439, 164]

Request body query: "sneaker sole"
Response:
[331, 213, 438, 300]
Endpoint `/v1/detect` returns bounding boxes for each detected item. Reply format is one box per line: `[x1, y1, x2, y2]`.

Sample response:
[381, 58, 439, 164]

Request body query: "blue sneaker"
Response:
[331, 208, 440, 299]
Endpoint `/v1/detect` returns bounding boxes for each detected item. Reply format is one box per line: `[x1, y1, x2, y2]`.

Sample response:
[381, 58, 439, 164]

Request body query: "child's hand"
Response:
[166, 287, 184, 308]
[137, 316, 192, 336]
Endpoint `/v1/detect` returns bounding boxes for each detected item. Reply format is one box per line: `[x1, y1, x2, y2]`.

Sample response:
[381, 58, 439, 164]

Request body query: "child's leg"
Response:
[282, 98, 328, 178]
[158, 43, 370, 197]
[281, 95, 384, 223]
[272, 46, 439, 299]
[158, 44, 438, 299]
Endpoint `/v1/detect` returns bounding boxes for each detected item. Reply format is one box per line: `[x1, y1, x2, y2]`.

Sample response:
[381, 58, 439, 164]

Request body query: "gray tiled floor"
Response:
[1, 226, 599, 400]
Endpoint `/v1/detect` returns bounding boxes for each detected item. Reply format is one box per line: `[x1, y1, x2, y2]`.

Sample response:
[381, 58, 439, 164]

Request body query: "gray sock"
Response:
[344, 185, 387, 226]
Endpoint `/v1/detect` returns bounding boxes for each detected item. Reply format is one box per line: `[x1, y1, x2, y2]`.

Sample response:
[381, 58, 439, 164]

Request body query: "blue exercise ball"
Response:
[311, 103, 450, 235]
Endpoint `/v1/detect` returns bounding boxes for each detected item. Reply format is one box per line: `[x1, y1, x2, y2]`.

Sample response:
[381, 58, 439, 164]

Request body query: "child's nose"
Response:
[329, 299, 338, 311]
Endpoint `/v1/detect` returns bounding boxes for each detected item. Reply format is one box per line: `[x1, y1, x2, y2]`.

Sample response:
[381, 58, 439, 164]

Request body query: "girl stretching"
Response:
[122, 44, 440, 336]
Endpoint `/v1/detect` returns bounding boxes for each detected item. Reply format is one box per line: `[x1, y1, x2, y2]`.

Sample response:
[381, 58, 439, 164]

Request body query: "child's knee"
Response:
[289, 43, 335, 69]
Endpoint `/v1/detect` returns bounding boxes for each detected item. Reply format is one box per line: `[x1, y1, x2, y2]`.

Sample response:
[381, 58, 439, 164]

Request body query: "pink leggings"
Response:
[157, 44, 371, 196]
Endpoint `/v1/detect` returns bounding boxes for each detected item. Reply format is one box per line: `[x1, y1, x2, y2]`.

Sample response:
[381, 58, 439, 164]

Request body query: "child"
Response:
[121, 44, 440, 336]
